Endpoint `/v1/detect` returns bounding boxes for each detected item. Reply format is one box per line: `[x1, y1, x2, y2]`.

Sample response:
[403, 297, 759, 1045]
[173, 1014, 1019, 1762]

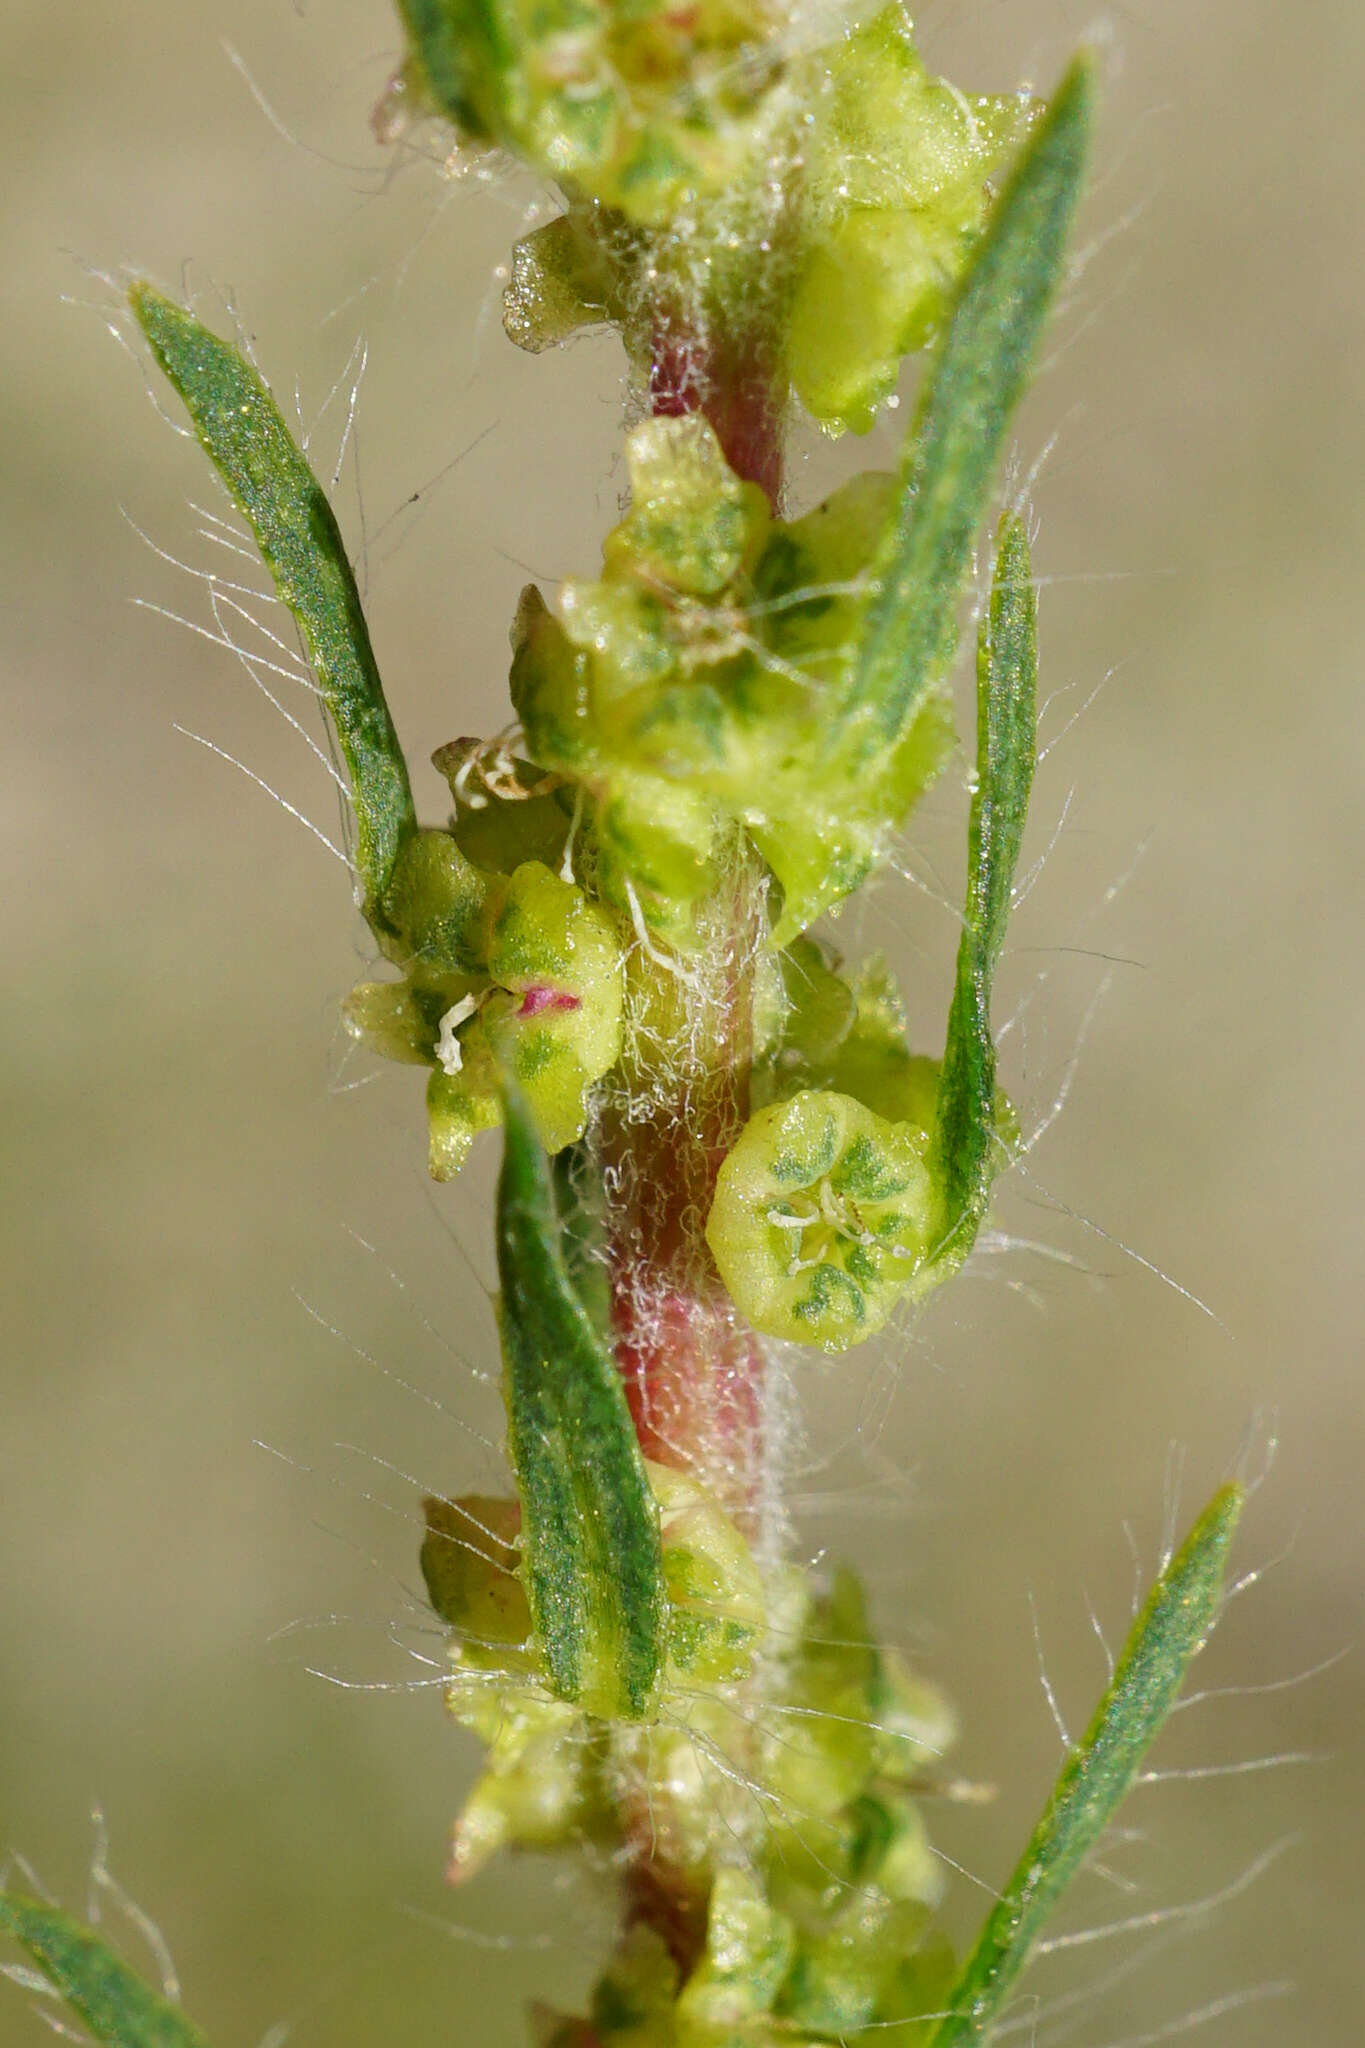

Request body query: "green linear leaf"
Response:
[931, 512, 1036, 1268]
[0, 1893, 211, 2048]
[552, 1138, 613, 1340]
[496, 1085, 666, 1720]
[395, 0, 482, 133]
[927, 1482, 1245, 2047]
[128, 284, 416, 932]
[842, 51, 1092, 753]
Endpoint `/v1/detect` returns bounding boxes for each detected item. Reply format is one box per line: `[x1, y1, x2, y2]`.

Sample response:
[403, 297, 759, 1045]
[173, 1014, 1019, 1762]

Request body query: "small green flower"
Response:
[512, 415, 954, 942]
[498, 8, 1034, 440]
[652, 1462, 767, 1684]
[760, 1566, 955, 1875]
[705, 1090, 937, 1350]
[347, 851, 625, 1174]
[391, 0, 794, 224]
[423, 1460, 771, 1875]
[755, 940, 941, 1133]
[445, 1686, 608, 1883]
[784, 8, 1035, 432]
[675, 1867, 796, 2037]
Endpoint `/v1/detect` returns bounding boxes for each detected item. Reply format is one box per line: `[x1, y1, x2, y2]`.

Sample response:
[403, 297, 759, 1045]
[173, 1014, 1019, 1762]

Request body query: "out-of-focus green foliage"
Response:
[0, 1894, 212, 2048]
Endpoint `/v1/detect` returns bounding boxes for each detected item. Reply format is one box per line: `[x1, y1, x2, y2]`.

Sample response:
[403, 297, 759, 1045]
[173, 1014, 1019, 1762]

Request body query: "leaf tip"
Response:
[1183, 1478, 1246, 1575]
[127, 276, 172, 348]
[1049, 43, 1100, 140]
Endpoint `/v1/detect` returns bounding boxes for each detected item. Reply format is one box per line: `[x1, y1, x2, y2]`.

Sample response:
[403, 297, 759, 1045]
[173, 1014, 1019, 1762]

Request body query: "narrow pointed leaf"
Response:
[0, 1893, 211, 2048]
[931, 513, 1036, 1267]
[496, 1085, 665, 1719]
[927, 1483, 1245, 2047]
[129, 284, 416, 931]
[843, 53, 1092, 752]
[552, 1138, 613, 1339]
[394, 0, 476, 130]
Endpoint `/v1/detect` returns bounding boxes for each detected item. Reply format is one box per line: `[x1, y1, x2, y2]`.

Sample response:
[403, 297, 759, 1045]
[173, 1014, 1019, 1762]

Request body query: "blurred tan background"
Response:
[2, 1, 1362, 2042]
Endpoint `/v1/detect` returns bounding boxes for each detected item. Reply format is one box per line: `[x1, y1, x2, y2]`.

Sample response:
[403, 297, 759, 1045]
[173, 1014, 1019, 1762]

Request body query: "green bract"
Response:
[126, 285, 626, 1178]
[843, 55, 1090, 760]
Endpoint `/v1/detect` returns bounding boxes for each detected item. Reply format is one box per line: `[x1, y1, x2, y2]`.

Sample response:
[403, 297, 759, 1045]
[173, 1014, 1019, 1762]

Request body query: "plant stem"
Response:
[643, 192, 792, 513]
[649, 312, 785, 510]
[601, 245, 786, 1986]
[600, 860, 769, 1528]
[603, 282, 788, 1527]
[599, 860, 770, 1977]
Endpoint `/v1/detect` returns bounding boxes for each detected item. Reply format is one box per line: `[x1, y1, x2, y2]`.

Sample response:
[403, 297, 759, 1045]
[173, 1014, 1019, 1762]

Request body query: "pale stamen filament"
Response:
[436, 991, 485, 1075]
[766, 1179, 877, 1278]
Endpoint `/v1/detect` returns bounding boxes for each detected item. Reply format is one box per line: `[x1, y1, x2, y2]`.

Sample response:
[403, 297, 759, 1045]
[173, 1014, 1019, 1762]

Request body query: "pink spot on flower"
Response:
[519, 986, 581, 1017]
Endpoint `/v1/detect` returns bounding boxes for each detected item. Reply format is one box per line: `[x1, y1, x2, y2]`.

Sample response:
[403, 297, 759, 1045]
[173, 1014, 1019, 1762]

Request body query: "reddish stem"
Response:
[623, 1846, 711, 1978]
[650, 317, 785, 509]
[605, 292, 784, 1518]
[601, 866, 767, 1978]
[602, 862, 767, 1524]
[602, 316, 784, 1984]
